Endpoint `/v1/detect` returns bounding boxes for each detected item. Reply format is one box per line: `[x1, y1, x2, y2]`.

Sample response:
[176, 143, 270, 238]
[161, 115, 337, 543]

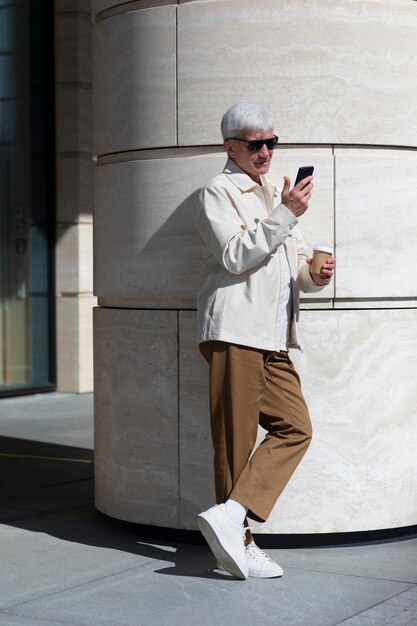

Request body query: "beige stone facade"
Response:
[92, 0, 417, 533]
[55, 0, 95, 392]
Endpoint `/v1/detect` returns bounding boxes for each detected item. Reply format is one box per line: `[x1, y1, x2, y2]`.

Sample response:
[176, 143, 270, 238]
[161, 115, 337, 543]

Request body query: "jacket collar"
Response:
[223, 158, 269, 192]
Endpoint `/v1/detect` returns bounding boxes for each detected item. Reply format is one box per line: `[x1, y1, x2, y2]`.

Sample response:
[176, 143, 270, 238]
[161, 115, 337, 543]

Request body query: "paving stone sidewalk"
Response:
[0, 393, 416, 626]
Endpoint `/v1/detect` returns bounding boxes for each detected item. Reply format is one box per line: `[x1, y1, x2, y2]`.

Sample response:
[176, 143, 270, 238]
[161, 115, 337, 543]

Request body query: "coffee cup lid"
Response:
[313, 245, 333, 254]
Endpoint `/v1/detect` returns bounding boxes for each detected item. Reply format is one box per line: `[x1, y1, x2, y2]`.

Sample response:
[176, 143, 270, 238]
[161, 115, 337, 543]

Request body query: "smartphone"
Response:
[294, 166, 314, 187]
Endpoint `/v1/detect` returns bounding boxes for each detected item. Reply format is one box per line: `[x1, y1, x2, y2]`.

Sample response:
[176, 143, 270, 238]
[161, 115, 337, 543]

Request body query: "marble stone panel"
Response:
[55, 0, 91, 12]
[91, 0, 114, 13]
[94, 308, 179, 526]
[177, 0, 417, 147]
[92, 6, 176, 155]
[92, 0, 137, 14]
[334, 298, 417, 310]
[95, 148, 334, 308]
[56, 155, 93, 223]
[56, 223, 93, 295]
[334, 148, 417, 299]
[56, 295, 96, 393]
[55, 84, 92, 154]
[175, 308, 417, 533]
[77, 297, 96, 392]
[92, 306, 417, 532]
[94, 153, 225, 307]
[250, 308, 417, 534]
[55, 13, 91, 85]
[92, 0, 175, 16]
[178, 311, 214, 528]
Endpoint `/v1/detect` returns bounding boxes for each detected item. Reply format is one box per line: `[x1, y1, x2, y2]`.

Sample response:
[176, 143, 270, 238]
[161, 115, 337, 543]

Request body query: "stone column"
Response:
[92, 0, 417, 534]
[55, 0, 95, 392]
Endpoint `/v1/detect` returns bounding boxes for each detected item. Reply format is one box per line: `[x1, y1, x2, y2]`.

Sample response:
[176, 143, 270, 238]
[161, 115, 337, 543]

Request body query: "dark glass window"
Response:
[0, 0, 55, 396]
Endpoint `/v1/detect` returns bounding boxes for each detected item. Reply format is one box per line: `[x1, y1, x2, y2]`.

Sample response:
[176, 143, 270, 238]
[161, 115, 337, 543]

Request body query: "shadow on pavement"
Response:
[0, 435, 236, 581]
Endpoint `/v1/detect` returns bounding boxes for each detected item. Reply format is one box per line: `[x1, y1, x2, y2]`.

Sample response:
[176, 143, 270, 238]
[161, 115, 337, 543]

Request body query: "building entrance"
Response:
[0, 1, 55, 396]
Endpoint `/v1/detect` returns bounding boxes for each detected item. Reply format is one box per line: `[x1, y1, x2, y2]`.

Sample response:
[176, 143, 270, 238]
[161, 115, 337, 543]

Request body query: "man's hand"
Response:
[281, 175, 313, 217]
[307, 256, 335, 286]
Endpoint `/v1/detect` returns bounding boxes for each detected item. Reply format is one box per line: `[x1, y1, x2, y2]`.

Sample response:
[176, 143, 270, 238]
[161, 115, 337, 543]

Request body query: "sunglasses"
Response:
[227, 135, 279, 151]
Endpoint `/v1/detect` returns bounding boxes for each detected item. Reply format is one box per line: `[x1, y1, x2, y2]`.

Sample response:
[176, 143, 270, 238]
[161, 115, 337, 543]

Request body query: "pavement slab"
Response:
[277, 537, 417, 584]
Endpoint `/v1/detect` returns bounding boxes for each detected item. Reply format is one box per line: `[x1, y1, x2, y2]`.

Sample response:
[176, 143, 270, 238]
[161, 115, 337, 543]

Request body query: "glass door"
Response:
[0, 0, 55, 396]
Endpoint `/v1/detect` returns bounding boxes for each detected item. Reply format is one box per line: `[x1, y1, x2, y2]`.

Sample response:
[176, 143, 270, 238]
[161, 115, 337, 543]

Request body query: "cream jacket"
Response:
[195, 159, 324, 351]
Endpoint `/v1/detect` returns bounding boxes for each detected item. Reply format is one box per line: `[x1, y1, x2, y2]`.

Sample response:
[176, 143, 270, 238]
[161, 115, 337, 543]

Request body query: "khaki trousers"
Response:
[200, 341, 312, 523]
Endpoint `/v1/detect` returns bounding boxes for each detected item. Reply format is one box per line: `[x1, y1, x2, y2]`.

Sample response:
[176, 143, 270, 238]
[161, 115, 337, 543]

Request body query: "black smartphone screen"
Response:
[295, 166, 314, 187]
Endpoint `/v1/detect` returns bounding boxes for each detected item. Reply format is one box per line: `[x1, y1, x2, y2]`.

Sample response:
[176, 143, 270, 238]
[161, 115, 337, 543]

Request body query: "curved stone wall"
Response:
[92, 0, 417, 534]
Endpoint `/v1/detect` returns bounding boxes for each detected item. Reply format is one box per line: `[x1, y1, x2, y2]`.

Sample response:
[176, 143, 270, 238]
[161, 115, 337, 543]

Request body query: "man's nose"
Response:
[259, 143, 270, 156]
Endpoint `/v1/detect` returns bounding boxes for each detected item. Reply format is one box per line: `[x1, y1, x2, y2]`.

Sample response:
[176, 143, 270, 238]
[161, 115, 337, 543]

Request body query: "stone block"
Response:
[94, 153, 224, 307]
[251, 307, 417, 533]
[334, 148, 417, 299]
[55, 0, 91, 13]
[93, 308, 179, 526]
[55, 12, 91, 85]
[56, 84, 92, 154]
[92, 0, 130, 14]
[94, 148, 334, 308]
[173, 307, 417, 533]
[92, 0, 175, 15]
[177, 0, 417, 147]
[56, 295, 96, 393]
[178, 311, 213, 528]
[92, 6, 176, 155]
[56, 223, 93, 295]
[56, 155, 93, 223]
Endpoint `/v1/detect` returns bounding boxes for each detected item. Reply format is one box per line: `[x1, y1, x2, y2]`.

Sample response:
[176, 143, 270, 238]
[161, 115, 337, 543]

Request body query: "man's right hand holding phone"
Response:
[281, 167, 314, 218]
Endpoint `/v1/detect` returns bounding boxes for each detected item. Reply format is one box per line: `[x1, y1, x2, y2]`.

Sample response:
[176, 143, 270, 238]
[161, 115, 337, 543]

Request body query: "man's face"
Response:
[224, 129, 275, 183]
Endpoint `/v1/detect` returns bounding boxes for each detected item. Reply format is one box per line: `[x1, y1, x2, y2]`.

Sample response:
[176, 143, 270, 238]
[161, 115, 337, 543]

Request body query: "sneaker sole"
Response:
[218, 562, 283, 579]
[248, 568, 283, 578]
[197, 515, 248, 580]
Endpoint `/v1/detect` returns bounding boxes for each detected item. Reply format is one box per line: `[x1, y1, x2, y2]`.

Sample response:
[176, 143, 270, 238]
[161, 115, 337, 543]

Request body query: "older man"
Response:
[195, 102, 335, 579]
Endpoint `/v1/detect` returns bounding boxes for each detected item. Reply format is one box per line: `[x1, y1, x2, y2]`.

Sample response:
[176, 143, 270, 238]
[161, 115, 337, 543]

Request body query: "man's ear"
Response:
[224, 139, 234, 158]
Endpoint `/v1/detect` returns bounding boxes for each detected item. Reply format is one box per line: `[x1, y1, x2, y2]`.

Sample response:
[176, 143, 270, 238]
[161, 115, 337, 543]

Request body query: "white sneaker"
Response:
[245, 540, 283, 578]
[197, 504, 248, 580]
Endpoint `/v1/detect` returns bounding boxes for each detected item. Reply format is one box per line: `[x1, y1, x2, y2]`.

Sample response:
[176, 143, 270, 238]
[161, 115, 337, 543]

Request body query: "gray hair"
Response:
[220, 102, 275, 140]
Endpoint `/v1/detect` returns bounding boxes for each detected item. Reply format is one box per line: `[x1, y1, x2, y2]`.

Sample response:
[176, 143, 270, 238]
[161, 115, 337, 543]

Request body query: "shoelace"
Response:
[243, 525, 272, 561]
[245, 542, 274, 563]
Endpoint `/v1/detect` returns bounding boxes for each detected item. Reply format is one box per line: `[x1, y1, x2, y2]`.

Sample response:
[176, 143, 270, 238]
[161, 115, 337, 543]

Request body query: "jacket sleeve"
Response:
[195, 184, 298, 274]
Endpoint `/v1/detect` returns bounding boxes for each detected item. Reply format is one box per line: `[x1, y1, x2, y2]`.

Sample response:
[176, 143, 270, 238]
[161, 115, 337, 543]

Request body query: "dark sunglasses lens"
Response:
[247, 141, 263, 151]
[248, 137, 278, 151]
